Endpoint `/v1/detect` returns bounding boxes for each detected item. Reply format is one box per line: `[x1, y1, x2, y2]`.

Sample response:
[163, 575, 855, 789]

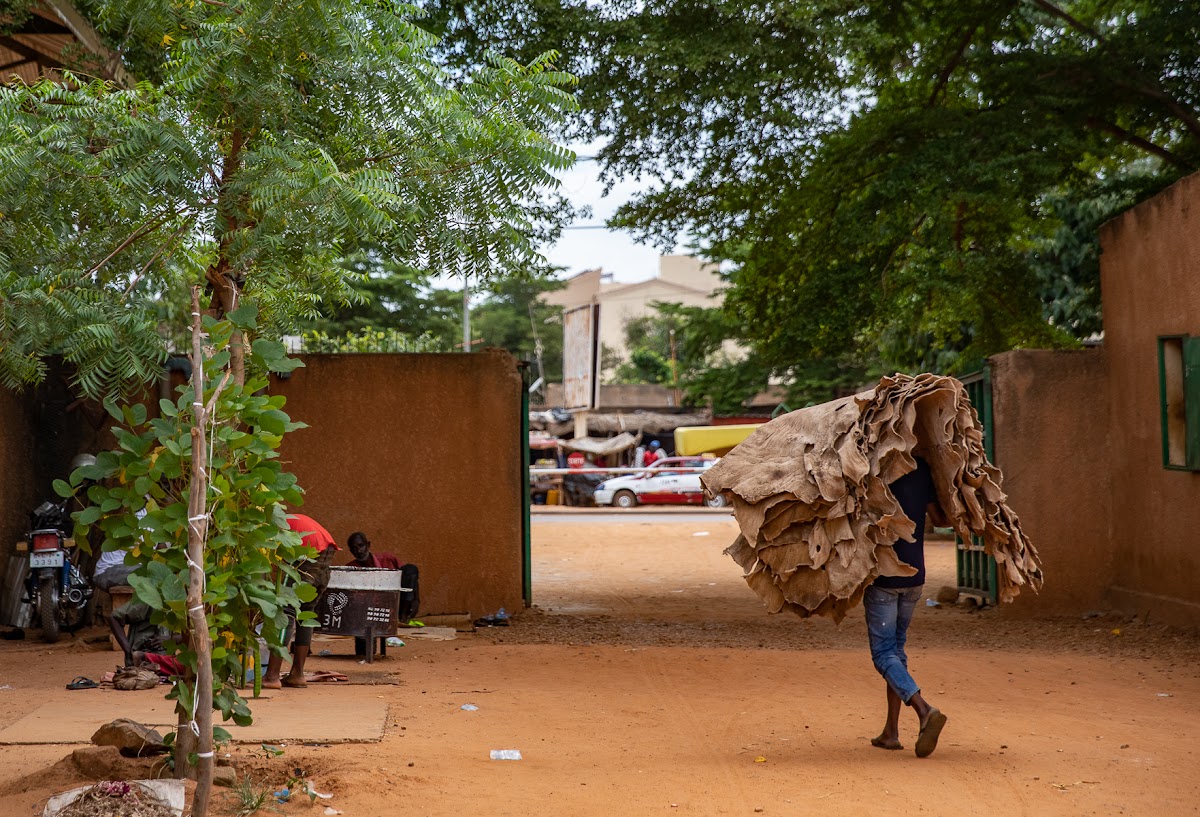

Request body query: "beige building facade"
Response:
[542, 255, 725, 380]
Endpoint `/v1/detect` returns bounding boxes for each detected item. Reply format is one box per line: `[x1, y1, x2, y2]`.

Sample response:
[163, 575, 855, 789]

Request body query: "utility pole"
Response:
[669, 328, 681, 407]
[462, 273, 471, 352]
[528, 302, 546, 402]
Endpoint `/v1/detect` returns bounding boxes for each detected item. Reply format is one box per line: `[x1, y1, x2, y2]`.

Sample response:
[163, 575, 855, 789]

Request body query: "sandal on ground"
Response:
[66, 676, 98, 690]
[305, 670, 349, 683]
[915, 709, 948, 758]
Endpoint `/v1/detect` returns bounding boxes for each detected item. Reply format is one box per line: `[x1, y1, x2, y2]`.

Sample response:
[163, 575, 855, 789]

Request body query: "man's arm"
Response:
[926, 501, 949, 529]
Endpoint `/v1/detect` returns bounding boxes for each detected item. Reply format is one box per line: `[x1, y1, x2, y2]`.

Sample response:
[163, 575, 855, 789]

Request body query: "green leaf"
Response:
[75, 506, 102, 525]
[52, 479, 73, 499]
[257, 410, 287, 435]
[294, 582, 317, 603]
[269, 356, 304, 374]
[226, 304, 259, 330]
[128, 573, 164, 610]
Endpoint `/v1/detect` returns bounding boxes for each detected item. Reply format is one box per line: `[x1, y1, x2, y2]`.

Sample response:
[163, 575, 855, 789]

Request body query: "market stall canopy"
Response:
[560, 432, 639, 456]
[702, 373, 1042, 622]
[530, 410, 710, 437]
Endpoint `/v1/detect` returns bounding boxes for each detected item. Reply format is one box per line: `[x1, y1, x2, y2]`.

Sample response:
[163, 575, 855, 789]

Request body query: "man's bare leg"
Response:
[871, 684, 904, 749]
[283, 645, 309, 688]
[262, 653, 284, 690]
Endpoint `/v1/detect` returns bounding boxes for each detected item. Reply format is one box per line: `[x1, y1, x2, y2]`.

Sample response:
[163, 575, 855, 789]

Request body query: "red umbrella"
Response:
[286, 514, 338, 552]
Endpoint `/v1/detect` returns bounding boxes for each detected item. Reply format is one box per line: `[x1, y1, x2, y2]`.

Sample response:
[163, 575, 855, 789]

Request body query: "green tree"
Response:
[424, 0, 1200, 371]
[471, 273, 565, 379]
[1, 3, 575, 811]
[305, 248, 463, 348]
[614, 346, 673, 385]
[0, 0, 576, 396]
[62, 302, 309, 813]
[611, 301, 879, 412]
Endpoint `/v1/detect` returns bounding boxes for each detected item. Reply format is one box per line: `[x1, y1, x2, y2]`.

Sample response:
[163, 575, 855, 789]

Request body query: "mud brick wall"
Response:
[0, 386, 37, 624]
[990, 348, 1113, 617]
[1098, 173, 1200, 627]
[273, 350, 525, 620]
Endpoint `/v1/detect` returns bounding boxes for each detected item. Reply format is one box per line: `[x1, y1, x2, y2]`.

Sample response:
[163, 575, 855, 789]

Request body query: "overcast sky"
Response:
[433, 143, 682, 292]
[544, 149, 678, 284]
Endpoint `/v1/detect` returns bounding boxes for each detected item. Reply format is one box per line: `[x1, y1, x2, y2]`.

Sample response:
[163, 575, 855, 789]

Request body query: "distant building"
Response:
[541, 255, 726, 380]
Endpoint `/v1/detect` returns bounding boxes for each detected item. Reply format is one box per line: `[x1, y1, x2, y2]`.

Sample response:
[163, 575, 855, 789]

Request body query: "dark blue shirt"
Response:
[873, 457, 936, 589]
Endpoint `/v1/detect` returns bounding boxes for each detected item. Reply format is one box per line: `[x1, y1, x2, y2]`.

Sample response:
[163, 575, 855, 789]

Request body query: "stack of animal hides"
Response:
[701, 373, 1043, 622]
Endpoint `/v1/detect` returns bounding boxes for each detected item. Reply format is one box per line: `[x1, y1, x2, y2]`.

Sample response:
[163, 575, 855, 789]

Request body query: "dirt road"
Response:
[2, 515, 1198, 816]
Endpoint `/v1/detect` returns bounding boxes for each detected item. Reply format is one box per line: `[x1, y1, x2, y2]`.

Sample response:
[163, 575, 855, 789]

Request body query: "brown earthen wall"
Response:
[1098, 173, 1200, 627]
[0, 387, 37, 624]
[989, 349, 1113, 617]
[0, 368, 113, 625]
[273, 350, 525, 620]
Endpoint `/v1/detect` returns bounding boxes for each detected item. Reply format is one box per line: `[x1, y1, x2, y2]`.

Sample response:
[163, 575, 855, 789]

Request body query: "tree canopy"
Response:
[0, 0, 576, 396]
[426, 0, 1199, 377]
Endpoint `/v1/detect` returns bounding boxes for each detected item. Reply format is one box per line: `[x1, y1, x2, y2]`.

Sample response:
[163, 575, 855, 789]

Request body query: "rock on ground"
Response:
[91, 718, 167, 757]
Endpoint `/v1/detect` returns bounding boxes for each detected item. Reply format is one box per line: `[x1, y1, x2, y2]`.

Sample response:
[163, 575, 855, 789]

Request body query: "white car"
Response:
[593, 457, 727, 508]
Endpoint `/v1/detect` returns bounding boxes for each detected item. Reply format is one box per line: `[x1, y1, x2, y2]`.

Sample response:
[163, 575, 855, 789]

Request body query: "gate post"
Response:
[956, 366, 999, 605]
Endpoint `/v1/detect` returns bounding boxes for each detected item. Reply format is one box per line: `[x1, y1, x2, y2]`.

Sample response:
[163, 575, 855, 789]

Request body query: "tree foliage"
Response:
[306, 247, 465, 346]
[0, 0, 576, 396]
[471, 273, 565, 379]
[58, 305, 310, 750]
[425, 0, 1200, 371]
[610, 302, 872, 413]
[301, 326, 450, 354]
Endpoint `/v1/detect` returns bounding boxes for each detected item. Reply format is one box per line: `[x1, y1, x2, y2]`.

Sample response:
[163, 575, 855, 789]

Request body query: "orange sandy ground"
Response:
[2, 514, 1199, 816]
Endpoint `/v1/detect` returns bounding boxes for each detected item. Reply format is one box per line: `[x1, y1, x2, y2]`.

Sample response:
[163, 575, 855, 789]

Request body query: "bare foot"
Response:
[871, 735, 903, 750]
[261, 679, 282, 690]
[282, 675, 308, 689]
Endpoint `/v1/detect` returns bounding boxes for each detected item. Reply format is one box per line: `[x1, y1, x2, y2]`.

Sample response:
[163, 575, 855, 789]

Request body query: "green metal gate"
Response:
[956, 367, 999, 604]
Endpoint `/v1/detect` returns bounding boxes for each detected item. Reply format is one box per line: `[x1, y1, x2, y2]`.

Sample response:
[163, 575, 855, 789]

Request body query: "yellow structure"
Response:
[673, 424, 763, 457]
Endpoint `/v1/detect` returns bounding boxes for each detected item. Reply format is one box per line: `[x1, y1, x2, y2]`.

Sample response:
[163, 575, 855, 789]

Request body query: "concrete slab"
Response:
[0, 686, 387, 745]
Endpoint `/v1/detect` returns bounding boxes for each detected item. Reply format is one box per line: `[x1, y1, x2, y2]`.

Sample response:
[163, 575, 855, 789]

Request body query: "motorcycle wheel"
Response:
[38, 573, 60, 643]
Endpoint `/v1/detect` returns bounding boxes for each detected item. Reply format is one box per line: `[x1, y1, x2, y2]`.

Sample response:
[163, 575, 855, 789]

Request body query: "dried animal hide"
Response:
[702, 373, 1043, 622]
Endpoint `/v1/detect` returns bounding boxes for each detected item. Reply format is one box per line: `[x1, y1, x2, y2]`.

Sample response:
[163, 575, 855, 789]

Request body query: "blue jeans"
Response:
[864, 584, 923, 703]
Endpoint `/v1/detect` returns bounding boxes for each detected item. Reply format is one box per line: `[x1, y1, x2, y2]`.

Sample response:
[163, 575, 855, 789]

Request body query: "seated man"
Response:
[93, 547, 136, 592]
[263, 513, 338, 689]
[347, 531, 421, 656]
[93, 507, 148, 591]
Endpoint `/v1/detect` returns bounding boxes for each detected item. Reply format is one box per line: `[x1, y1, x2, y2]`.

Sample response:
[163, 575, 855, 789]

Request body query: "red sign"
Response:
[567, 452, 586, 469]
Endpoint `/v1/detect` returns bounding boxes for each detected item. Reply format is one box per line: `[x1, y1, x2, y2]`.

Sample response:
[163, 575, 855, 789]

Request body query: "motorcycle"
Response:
[22, 500, 92, 643]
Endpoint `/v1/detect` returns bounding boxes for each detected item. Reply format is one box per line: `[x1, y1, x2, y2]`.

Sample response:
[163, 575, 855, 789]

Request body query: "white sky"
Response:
[433, 142, 684, 292]
[545, 151, 677, 283]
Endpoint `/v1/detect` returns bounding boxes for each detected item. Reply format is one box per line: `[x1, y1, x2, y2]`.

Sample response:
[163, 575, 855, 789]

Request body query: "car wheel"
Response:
[613, 490, 638, 509]
[705, 494, 729, 508]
